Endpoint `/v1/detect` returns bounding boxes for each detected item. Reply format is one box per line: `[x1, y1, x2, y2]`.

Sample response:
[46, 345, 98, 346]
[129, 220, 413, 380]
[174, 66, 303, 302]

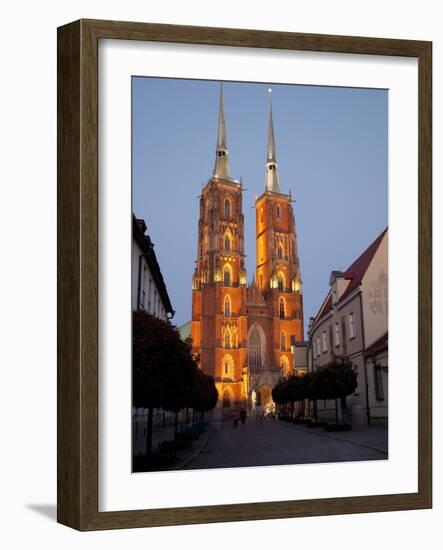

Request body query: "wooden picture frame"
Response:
[57, 19, 432, 530]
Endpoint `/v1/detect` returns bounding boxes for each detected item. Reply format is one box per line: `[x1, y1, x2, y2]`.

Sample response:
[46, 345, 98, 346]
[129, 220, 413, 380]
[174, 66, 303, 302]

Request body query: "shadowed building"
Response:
[191, 85, 304, 410]
[307, 229, 388, 425]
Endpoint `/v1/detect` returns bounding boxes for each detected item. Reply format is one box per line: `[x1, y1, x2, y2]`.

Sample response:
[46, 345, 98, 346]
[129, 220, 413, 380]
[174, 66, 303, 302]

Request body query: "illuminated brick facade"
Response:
[191, 86, 304, 409]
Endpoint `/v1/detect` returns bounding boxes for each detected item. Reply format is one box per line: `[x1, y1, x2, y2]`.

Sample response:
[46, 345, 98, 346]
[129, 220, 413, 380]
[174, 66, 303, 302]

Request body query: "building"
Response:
[307, 229, 388, 425]
[132, 214, 175, 455]
[132, 214, 174, 320]
[191, 85, 304, 411]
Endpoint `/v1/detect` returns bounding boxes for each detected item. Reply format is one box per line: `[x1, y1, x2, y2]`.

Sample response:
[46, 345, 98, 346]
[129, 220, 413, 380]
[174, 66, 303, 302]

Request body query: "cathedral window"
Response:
[224, 295, 231, 316]
[276, 205, 281, 219]
[277, 273, 285, 291]
[223, 265, 232, 286]
[224, 234, 231, 251]
[224, 198, 231, 218]
[222, 355, 234, 381]
[277, 243, 283, 260]
[280, 332, 286, 351]
[279, 298, 286, 319]
[224, 332, 231, 349]
[248, 326, 263, 366]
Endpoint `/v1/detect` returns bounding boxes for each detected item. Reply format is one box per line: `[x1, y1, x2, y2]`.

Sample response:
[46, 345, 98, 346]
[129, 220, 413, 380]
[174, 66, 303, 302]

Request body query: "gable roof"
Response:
[339, 228, 387, 302]
[312, 228, 387, 325]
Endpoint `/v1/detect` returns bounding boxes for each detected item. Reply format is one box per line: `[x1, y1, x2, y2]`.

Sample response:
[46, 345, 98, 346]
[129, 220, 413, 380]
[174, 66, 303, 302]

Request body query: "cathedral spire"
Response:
[264, 88, 281, 193]
[213, 82, 231, 180]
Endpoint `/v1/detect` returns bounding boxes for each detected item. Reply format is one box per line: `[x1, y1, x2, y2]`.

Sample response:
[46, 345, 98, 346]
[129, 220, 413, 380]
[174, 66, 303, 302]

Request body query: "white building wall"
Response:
[132, 239, 168, 321]
[361, 231, 388, 347]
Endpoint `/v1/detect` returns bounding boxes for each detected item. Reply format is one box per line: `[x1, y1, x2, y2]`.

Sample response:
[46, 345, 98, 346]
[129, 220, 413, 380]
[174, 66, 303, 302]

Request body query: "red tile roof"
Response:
[318, 294, 333, 319]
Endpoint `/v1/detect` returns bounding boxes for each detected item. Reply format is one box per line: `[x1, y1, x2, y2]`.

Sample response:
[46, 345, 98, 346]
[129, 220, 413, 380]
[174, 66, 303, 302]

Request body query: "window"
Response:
[224, 295, 231, 316]
[224, 235, 231, 251]
[148, 278, 152, 312]
[223, 266, 231, 286]
[322, 330, 328, 352]
[348, 312, 355, 339]
[277, 273, 284, 292]
[248, 326, 262, 366]
[276, 205, 281, 219]
[279, 298, 285, 319]
[374, 365, 385, 401]
[224, 332, 231, 349]
[316, 336, 321, 357]
[277, 243, 283, 260]
[224, 198, 231, 218]
[280, 332, 286, 351]
[222, 355, 234, 379]
[334, 322, 340, 346]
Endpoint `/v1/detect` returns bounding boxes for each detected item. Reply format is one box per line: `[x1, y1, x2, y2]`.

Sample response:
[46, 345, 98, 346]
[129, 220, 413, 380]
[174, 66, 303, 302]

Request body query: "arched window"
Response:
[222, 355, 234, 380]
[222, 389, 231, 408]
[277, 273, 285, 292]
[276, 205, 281, 219]
[279, 298, 286, 319]
[280, 331, 286, 351]
[277, 243, 283, 260]
[224, 234, 231, 251]
[224, 329, 231, 349]
[224, 198, 231, 218]
[224, 295, 231, 316]
[248, 326, 262, 366]
[223, 265, 231, 287]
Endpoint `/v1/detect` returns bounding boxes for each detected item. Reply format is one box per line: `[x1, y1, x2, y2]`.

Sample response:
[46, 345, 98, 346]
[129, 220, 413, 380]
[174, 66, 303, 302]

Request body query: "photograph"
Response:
[131, 77, 388, 473]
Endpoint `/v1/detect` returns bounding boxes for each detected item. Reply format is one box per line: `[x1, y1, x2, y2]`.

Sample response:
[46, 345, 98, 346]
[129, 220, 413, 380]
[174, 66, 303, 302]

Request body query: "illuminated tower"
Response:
[254, 90, 304, 375]
[191, 86, 305, 411]
[191, 84, 248, 408]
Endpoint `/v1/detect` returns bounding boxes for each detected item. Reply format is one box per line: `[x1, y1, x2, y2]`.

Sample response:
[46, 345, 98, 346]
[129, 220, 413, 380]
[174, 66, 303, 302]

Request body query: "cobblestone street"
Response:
[182, 416, 387, 470]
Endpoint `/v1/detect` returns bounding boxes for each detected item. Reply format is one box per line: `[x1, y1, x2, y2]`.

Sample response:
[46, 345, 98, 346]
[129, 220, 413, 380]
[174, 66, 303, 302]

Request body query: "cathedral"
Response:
[191, 84, 304, 410]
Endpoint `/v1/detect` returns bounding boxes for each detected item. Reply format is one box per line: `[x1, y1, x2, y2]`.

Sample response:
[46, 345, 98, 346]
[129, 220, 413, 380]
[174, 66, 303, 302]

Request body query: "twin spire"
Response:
[213, 83, 231, 180]
[213, 83, 281, 194]
[264, 89, 281, 193]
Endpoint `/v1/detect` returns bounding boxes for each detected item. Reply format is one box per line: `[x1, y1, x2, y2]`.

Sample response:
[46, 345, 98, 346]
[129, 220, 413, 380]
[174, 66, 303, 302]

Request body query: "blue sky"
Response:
[132, 78, 388, 334]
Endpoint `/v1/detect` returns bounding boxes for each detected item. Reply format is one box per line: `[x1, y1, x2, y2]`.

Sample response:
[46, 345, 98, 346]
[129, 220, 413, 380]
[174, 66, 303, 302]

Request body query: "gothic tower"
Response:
[191, 86, 304, 411]
[191, 84, 249, 408]
[253, 91, 304, 377]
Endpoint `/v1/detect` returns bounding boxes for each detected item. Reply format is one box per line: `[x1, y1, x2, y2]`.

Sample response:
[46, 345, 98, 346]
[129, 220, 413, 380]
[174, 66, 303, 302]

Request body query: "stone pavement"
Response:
[182, 416, 387, 471]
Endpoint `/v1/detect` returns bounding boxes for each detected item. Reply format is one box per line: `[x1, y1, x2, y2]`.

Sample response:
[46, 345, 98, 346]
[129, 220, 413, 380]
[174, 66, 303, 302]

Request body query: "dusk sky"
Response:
[132, 77, 388, 334]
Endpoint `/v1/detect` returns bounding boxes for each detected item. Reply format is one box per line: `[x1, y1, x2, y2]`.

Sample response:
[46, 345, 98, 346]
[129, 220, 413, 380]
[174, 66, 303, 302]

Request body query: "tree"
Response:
[132, 310, 199, 455]
[191, 369, 218, 417]
[313, 359, 358, 424]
